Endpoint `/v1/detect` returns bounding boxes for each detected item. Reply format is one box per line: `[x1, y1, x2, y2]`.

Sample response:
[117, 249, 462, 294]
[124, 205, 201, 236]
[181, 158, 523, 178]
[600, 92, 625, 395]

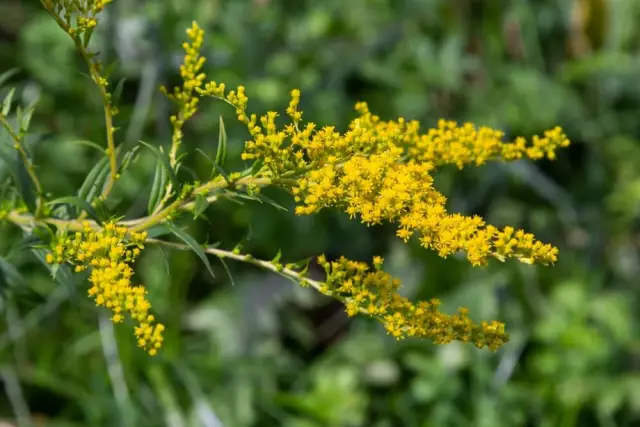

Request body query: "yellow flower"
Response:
[47, 222, 163, 355]
[317, 255, 508, 350]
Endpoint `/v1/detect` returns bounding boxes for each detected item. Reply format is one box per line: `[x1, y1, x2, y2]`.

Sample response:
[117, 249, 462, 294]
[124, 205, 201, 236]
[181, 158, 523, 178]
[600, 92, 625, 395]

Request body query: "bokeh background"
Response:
[1, 0, 639, 426]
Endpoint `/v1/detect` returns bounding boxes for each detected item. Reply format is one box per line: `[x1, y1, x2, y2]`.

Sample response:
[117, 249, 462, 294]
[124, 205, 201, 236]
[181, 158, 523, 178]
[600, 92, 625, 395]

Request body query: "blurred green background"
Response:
[1, 0, 639, 426]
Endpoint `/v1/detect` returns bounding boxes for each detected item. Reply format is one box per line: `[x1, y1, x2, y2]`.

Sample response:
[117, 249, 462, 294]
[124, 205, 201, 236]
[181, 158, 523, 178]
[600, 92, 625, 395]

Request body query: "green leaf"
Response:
[19, 90, 39, 131]
[7, 234, 44, 258]
[139, 141, 179, 192]
[257, 193, 288, 212]
[195, 148, 218, 180]
[193, 193, 208, 220]
[77, 156, 110, 204]
[92, 198, 112, 221]
[0, 68, 19, 89]
[272, 249, 282, 263]
[14, 151, 37, 213]
[69, 139, 105, 153]
[145, 225, 173, 239]
[112, 77, 127, 107]
[46, 196, 102, 223]
[2, 87, 15, 116]
[176, 164, 199, 181]
[82, 27, 94, 49]
[86, 166, 112, 205]
[195, 148, 213, 164]
[216, 255, 235, 287]
[240, 158, 265, 178]
[148, 155, 168, 214]
[19, 104, 36, 134]
[215, 115, 227, 167]
[118, 145, 140, 174]
[166, 223, 215, 280]
[31, 249, 73, 285]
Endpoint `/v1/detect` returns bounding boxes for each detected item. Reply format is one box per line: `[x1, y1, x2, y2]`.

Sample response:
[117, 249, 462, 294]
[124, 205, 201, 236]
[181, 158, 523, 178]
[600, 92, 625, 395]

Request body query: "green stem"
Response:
[6, 175, 293, 233]
[146, 238, 323, 292]
[0, 113, 44, 217]
[40, 1, 118, 211]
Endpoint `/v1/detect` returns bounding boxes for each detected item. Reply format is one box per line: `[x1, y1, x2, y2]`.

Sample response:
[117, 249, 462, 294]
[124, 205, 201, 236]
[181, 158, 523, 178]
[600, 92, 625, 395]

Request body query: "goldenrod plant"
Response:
[0, 0, 569, 356]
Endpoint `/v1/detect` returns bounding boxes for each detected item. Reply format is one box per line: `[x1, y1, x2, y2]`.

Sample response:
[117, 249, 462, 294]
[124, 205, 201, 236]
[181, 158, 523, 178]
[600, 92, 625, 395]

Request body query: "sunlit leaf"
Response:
[215, 115, 227, 168]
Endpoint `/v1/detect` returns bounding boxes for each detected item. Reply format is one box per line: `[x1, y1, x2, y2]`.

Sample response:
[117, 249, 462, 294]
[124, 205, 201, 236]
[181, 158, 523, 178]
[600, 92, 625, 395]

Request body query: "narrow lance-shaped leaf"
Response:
[148, 155, 168, 214]
[17, 86, 40, 133]
[0, 68, 19, 89]
[118, 145, 140, 175]
[85, 158, 112, 203]
[193, 193, 208, 220]
[215, 115, 227, 168]
[240, 158, 264, 178]
[2, 87, 15, 116]
[46, 196, 102, 223]
[77, 155, 110, 204]
[166, 223, 215, 280]
[145, 225, 173, 239]
[19, 105, 36, 134]
[70, 139, 105, 153]
[176, 163, 199, 181]
[216, 254, 235, 288]
[92, 198, 113, 223]
[139, 140, 179, 191]
[195, 148, 218, 181]
[257, 193, 288, 212]
[82, 27, 95, 49]
[15, 151, 36, 213]
[111, 77, 127, 107]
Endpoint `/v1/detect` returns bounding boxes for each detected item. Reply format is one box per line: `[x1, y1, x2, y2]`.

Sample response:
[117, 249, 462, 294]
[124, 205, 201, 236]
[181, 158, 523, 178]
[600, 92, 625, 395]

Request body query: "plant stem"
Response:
[0, 113, 44, 216]
[146, 238, 323, 292]
[40, 1, 118, 208]
[5, 175, 291, 233]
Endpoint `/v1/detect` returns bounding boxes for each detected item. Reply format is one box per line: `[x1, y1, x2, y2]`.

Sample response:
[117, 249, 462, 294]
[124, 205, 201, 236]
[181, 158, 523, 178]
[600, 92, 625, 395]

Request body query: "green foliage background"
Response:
[1, 0, 639, 426]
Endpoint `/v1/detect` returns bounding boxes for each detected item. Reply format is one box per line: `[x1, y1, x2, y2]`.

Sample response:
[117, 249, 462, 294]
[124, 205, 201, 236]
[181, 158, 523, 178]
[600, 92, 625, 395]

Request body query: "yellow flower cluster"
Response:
[237, 93, 568, 176]
[406, 119, 570, 168]
[230, 90, 559, 266]
[46, 222, 164, 355]
[161, 25, 565, 268]
[46, 0, 113, 35]
[160, 21, 207, 156]
[293, 142, 558, 266]
[156, 21, 569, 352]
[317, 255, 508, 350]
[346, 103, 570, 169]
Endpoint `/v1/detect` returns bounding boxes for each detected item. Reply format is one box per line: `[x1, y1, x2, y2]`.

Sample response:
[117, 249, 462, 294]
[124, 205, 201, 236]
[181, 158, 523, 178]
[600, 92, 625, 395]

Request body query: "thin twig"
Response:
[146, 238, 323, 292]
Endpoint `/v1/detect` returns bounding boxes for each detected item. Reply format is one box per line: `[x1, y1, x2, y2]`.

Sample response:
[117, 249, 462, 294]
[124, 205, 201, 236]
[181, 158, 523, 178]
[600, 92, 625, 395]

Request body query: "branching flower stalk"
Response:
[153, 238, 508, 350]
[154, 21, 208, 214]
[0, 2, 571, 356]
[39, 0, 119, 205]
